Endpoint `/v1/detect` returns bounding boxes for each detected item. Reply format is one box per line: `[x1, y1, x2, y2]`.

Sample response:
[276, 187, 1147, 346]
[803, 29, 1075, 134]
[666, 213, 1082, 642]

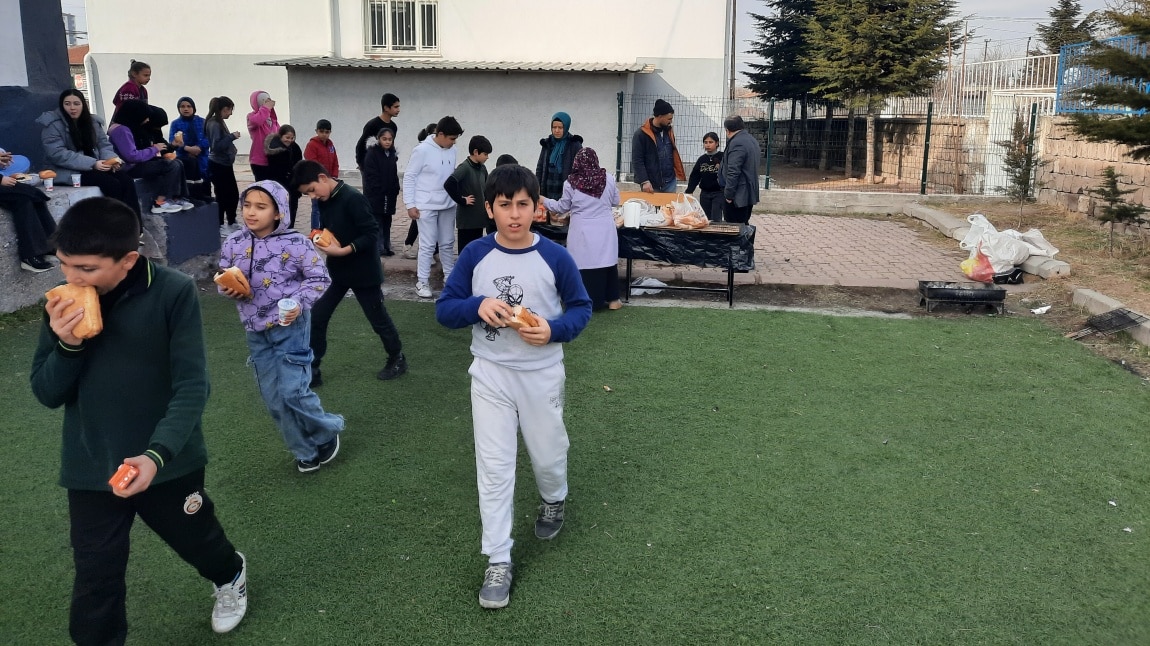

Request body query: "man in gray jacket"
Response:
[721, 115, 760, 224]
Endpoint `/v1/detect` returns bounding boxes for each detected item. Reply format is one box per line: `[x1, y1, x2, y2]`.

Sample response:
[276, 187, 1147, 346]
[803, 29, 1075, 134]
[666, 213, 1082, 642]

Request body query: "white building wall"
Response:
[288, 69, 628, 175]
[84, 0, 728, 138]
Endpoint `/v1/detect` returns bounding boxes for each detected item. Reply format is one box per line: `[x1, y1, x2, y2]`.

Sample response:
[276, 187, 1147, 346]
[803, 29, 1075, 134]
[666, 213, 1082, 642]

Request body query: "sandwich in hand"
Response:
[311, 229, 339, 249]
[504, 305, 541, 330]
[44, 284, 104, 339]
[104, 157, 123, 168]
[213, 266, 252, 298]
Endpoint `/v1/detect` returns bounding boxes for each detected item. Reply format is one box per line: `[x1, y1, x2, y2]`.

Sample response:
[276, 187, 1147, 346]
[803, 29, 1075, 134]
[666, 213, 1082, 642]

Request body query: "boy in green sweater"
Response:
[30, 197, 249, 643]
[444, 135, 492, 251]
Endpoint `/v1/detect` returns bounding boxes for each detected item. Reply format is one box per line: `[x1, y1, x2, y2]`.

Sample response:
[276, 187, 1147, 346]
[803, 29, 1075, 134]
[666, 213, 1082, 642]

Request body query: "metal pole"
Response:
[920, 101, 933, 195]
[616, 91, 624, 182]
[764, 99, 775, 189]
[1026, 102, 1038, 198]
[730, 0, 738, 99]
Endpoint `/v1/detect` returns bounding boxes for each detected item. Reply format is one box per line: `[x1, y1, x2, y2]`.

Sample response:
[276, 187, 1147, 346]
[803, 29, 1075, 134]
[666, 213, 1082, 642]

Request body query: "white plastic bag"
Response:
[959, 213, 1031, 273]
[1009, 228, 1059, 258]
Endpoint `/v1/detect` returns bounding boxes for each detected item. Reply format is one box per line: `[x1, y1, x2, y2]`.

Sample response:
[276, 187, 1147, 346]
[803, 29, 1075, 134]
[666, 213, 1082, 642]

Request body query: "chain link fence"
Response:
[617, 92, 1052, 196]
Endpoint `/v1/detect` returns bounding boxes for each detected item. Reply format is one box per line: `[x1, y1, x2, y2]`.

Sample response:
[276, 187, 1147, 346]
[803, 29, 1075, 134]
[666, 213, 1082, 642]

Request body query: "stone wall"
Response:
[1038, 118, 1150, 230]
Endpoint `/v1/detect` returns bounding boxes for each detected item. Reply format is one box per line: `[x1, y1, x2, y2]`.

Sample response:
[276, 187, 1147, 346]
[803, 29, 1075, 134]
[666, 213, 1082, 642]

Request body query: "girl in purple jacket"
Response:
[108, 99, 192, 214]
[217, 180, 344, 473]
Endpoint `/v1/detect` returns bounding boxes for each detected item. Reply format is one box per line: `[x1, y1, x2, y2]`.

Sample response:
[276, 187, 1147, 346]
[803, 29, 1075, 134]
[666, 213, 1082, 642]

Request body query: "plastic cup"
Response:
[277, 298, 298, 326]
[71, 174, 82, 187]
[43, 177, 53, 191]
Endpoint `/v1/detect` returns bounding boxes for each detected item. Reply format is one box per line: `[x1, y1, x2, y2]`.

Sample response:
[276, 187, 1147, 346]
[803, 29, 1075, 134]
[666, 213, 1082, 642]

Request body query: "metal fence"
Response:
[1057, 35, 1150, 114]
[617, 92, 1051, 195]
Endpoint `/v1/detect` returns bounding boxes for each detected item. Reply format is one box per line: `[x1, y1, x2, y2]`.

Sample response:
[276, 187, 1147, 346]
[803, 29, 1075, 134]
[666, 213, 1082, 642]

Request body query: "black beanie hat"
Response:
[653, 99, 674, 116]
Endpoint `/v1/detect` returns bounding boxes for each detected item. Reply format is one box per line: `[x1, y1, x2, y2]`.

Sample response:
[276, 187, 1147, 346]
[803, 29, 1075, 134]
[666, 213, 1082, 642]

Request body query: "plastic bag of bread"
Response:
[665, 193, 707, 229]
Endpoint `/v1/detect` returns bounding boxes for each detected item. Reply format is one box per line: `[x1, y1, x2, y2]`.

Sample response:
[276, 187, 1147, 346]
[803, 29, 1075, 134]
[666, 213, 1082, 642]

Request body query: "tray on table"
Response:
[640, 222, 743, 235]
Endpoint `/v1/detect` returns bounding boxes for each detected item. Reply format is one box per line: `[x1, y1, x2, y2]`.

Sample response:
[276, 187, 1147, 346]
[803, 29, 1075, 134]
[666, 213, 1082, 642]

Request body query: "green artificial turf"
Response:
[2, 293, 1147, 644]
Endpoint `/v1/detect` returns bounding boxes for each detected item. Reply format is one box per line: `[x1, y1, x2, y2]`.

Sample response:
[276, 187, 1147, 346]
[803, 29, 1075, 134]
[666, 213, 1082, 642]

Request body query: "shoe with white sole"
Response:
[211, 552, 248, 633]
[479, 562, 512, 609]
[416, 282, 432, 299]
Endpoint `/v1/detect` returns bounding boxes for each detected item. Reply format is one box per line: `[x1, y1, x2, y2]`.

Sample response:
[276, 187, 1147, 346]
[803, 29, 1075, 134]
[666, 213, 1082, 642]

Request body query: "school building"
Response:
[83, 0, 733, 174]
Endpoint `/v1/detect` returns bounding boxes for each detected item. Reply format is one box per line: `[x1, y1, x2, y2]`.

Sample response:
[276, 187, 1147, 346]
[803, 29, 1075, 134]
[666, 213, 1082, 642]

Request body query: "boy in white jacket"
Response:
[403, 115, 462, 298]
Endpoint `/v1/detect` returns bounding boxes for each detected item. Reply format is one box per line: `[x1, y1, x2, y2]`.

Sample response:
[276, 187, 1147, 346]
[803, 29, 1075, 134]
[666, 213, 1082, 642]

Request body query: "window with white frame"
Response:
[365, 0, 438, 54]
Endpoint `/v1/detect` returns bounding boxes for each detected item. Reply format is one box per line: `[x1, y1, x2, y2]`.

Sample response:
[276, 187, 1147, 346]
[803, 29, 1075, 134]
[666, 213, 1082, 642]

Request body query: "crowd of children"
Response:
[18, 67, 760, 639]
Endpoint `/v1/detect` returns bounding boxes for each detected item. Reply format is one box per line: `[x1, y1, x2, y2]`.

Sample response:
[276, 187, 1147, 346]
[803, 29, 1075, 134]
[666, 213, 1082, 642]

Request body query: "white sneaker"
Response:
[211, 552, 248, 634]
[173, 198, 195, 210]
[220, 224, 231, 236]
[403, 245, 418, 259]
[416, 282, 432, 299]
[152, 200, 181, 214]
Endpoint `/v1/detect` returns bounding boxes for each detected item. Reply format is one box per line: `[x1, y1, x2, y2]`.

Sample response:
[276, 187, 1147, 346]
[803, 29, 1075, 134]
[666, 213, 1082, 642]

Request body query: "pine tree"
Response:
[1036, 0, 1100, 54]
[745, 0, 817, 100]
[1068, 11, 1150, 160]
[1089, 166, 1148, 255]
[803, 0, 957, 182]
[995, 115, 1049, 228]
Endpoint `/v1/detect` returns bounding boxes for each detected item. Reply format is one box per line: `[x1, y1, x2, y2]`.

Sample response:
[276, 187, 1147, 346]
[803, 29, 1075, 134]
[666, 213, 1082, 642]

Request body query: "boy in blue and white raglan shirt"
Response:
[435, 164, 591, 610]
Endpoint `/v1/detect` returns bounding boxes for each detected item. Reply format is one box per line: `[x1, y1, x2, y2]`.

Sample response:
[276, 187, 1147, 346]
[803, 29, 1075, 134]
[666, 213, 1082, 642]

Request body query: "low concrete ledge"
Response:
[1021, 256, 1071, 278]
[902, 203, 969, 239]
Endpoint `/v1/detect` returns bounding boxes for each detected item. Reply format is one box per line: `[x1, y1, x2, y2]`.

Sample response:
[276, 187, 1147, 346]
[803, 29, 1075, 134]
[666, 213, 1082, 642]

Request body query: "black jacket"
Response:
[317, 181, 384, 286]
[686, 152, 723, 194]
[535, 134, 583, 199]
[362, 145, 400, 200]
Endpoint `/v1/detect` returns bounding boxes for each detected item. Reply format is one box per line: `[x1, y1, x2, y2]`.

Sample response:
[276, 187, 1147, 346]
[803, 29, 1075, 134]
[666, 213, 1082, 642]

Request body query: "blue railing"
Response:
[1056, 35, 1150, 114]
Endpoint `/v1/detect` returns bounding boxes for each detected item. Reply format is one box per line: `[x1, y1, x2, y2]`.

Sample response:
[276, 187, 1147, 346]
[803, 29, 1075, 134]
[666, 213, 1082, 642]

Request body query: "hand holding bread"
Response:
[45, 283, 103, 342]
[311, 228, 339, 249]
[213, 266, 252, 298]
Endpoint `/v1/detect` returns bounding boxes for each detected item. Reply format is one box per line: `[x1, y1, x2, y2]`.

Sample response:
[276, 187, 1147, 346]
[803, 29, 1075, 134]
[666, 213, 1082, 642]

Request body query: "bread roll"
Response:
[213, 266, 252, 298]
[311, 229, 339, 249]
[44, 284, 103, 339]
[38, 170, 57, 179]
[505, 305, 541, 330]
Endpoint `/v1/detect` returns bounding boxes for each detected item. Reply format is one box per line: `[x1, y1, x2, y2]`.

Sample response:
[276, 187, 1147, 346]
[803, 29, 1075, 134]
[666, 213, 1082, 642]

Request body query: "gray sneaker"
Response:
[535, 499, 565, 540]
[478, 562, 512, 609]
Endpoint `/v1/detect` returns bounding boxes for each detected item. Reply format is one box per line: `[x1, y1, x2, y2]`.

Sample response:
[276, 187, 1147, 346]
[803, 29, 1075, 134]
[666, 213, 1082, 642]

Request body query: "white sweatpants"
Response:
[469, 356, 569, 564]
[416, 206, 456, 283]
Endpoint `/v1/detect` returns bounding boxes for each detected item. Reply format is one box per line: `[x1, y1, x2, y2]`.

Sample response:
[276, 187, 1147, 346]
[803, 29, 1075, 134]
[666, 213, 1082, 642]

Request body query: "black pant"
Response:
[724, 202, 753, 224]
[580, 265, 621, 311]
[126, 158, 186, 202]
[0, 184, 56, 258]
[209, 161, 239, 225]
[699, 190, 723, 222]
[310, 281, 403, 370]
[250, 164, 273, 182]
[78, 169, 141, 216]
[370, 195, 397, 253]
[67, 469, 241, 646]
[457, 227, 485, 252]
[404, 220, 418, 246]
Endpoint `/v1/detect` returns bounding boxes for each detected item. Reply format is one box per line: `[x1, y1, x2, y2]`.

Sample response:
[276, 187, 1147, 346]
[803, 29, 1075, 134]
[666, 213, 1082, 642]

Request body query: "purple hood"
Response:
[218, 180, 330, 331]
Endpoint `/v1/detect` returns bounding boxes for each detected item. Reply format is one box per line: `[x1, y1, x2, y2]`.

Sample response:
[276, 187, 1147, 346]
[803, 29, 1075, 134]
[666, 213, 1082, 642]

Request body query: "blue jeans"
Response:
[310, 199, 321, 230]
[657, 178, 678, 193]
[246, 310, 344, 462]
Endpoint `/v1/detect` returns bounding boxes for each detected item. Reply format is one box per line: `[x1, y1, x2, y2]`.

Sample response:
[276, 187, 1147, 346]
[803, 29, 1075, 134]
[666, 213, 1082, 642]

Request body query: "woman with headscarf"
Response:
[169, 96, 212, 199]
[37, 89, 141, 217]
[108, 99, 192, 214]
[541, 147, 622, 311]
[535, 111, 583, 200]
